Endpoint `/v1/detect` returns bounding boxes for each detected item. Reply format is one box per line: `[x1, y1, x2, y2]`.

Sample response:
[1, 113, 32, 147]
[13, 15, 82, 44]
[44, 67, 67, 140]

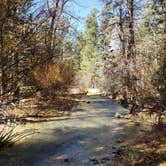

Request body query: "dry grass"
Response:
[112, 124, 166, 166]
[33, 61, 74, 90]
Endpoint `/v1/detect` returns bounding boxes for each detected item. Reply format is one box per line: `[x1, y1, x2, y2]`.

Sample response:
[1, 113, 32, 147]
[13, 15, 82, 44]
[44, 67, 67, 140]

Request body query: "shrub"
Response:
[33, 61, 75, 96]
[0, 123, 34, 149]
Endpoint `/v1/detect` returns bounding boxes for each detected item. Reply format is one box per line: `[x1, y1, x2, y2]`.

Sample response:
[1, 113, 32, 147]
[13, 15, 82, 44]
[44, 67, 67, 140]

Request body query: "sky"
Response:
[34, 0, 104, 32]
[67, 0, 104, 31]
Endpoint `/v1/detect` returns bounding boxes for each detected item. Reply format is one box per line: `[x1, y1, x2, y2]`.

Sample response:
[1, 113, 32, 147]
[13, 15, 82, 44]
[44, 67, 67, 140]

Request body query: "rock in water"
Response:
[64, 158, 69, 163]
[115, 112, 121, 118]
[124, 114, 132, 119]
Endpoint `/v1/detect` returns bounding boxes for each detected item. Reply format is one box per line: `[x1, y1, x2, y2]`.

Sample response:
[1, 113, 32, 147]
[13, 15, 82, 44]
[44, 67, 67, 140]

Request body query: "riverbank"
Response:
[0, 94, 80, 124]
[112, 123, 166, 166]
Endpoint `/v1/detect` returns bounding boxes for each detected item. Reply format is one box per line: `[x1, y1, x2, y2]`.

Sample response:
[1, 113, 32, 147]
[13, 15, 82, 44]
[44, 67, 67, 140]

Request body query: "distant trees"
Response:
[79, 9, 100, 88]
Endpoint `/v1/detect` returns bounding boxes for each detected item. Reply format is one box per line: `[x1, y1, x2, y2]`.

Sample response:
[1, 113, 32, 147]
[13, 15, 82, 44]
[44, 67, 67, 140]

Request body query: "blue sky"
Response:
[34, 0, 104, 31]
[67, 0, 104, 31]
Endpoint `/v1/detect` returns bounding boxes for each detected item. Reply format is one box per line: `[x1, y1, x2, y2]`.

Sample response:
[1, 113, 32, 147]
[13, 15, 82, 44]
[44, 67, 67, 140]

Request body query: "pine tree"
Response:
[0, 0, 32, 98]
[80, 8, 99, 88]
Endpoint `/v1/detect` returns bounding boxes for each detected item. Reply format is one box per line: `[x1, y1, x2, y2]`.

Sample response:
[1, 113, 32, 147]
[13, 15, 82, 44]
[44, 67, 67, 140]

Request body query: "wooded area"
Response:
[0, 0, 165, 165]
[0, 0, 165, 112]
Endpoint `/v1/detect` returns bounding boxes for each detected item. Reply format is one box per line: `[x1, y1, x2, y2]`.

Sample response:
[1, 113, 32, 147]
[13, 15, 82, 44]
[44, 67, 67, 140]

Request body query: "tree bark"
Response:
[127, 0, 137, 113]
[13, 53, 19, 100]
[0, 22, 8, 95]
[119, 5, 125, 57]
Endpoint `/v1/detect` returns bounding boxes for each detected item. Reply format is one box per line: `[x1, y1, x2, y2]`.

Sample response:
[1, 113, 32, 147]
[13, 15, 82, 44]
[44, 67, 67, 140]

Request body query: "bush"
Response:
[33, 61, 75, 96]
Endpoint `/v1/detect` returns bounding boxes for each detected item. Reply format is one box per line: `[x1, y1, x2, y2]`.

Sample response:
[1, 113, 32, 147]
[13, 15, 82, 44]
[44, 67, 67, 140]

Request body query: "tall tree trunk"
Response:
[46, 0, 67, 60]
[13, 53, 19, 100]
[127, 0, 135, 60]
[119, 5, 125, 57]
[119, 4, 128, 102]
[0, 23, 8, 95]
[127, 0, 137, 113]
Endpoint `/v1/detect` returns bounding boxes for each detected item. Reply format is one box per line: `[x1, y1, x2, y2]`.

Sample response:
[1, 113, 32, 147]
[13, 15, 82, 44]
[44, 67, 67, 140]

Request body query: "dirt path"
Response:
[0, 96, 150, 166]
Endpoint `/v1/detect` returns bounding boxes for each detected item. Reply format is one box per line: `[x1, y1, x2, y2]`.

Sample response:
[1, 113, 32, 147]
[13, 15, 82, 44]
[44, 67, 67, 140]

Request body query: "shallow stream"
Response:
[0, 96, 150, 166]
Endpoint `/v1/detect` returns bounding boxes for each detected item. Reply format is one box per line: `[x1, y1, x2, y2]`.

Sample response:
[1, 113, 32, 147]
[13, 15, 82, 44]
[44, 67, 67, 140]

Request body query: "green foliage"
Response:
[80, 8, 99, 74]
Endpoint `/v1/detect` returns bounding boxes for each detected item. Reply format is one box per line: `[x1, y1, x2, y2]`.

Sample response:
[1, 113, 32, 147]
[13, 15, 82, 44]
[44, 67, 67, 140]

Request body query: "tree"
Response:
[0, 0, 73, 104]
[0, 0, 33, 99]
[99, 0, 166, 115]
[79, 8, 99, 88]
[99, 0, 129, 97]
[134, 0, 166, 114]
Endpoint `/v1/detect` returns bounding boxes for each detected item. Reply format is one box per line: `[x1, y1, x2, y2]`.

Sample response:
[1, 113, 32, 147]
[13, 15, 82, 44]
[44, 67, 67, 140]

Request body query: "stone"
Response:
[116, 138, 124, 143]
[135, 122, 141, 126]
[89, 157, 100, 164]
[124, 114, 132, 119]
[115, 112, 121, 118]
[101, 157, 110, 163]
[64, 158, 69, 163]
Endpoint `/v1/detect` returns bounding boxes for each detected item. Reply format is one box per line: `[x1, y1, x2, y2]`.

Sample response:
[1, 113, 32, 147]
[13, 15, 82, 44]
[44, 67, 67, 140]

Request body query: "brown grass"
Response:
[33, 61, 74, 90]
[112, 124, 166, 166]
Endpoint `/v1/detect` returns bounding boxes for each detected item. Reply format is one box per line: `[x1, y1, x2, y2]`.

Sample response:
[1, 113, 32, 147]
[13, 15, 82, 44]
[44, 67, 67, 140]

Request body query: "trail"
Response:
[0, 96, 149, 166]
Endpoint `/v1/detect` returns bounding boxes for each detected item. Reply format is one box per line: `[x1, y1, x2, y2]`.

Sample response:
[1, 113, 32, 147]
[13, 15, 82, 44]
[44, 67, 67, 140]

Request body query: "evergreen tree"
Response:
[75, 32, 84, 70]
[80, 8, 99, 88]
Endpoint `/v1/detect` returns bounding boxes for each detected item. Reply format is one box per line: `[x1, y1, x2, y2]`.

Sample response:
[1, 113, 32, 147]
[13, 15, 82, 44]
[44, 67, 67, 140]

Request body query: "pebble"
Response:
[89, 157, 100, 164]
[64, 158, 69, 163]
[124, 114, 132, 119]
[115, 112, 121, 118]
[116, 138, 124, 143]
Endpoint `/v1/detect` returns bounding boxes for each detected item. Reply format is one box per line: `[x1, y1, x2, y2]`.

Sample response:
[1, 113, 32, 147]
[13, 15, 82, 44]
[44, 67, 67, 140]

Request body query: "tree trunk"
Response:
[0, 23, 8, 95]
[119, 5, 125, 57]
[127, 0, 137, 113]
[13, 53, 19, 100]
[127, 0, 135, 60]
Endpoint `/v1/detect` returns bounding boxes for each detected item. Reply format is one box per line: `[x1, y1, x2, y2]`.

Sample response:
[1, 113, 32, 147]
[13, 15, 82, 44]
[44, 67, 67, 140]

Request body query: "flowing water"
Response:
[0, 96, 150, 166]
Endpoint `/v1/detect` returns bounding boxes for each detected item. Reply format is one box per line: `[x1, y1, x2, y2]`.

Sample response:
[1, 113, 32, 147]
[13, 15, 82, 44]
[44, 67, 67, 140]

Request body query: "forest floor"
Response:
[0, 95, 165, 166]
[112, 123, 166, 166]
